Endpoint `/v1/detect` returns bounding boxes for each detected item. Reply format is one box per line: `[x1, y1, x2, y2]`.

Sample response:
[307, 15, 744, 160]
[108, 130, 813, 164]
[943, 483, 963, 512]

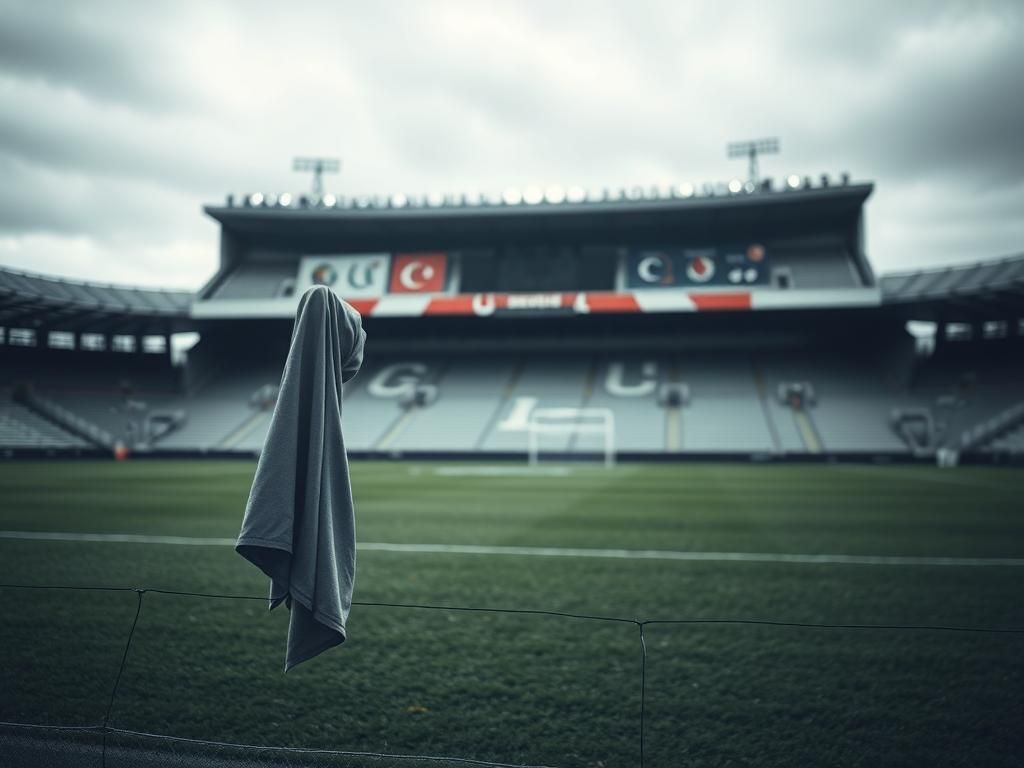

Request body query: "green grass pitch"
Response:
[1, 460, 1023, 767]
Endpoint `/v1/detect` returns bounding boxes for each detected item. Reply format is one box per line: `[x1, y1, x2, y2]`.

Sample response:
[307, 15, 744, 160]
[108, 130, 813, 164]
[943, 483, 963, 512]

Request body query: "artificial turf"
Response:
[0, 459, 1022, 767]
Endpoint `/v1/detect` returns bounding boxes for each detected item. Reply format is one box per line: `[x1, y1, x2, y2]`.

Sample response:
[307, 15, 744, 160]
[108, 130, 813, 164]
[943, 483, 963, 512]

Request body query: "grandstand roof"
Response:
[204, 183, 874, 240]
[880, 253, 1024, 321]
[0, 265, 192, 335]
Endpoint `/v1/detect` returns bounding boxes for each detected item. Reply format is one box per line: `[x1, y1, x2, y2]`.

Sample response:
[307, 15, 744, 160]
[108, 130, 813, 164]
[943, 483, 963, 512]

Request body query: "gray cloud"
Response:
[0, 0, 202, 112]
[0, 0, 1021, 286]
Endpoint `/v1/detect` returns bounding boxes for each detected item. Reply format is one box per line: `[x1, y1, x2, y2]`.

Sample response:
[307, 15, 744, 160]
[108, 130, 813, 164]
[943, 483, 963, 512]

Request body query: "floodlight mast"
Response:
[727, 138, 779, 185]
[293, 157, 340, 195]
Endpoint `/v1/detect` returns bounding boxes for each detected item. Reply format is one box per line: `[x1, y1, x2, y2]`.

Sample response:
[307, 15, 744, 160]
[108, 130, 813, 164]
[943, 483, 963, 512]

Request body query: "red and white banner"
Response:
[194, 288, 881, 320]
[345, 290, 756, 317]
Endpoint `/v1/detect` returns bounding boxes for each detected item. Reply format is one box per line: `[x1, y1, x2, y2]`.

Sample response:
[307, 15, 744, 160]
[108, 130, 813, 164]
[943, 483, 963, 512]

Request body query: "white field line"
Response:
[434, 466, 574, 477]
[409, 466, 576, 477]
[1, 530, 1022, 567]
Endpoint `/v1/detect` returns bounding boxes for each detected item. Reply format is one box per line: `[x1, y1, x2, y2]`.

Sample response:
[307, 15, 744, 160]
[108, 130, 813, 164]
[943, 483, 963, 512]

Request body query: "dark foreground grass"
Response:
[0, 460, 1023, 767]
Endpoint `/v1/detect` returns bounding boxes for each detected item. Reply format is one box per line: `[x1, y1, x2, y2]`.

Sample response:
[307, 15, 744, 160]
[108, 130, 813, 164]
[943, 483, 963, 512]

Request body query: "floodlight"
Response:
[354, 196, 371, 208]
[264, 193, 278, 207]
[675, 182, 695, 198]
[464, 191, 483, 206]
[247, 192, 264, 207]
[727, 137, 780, 185]
[566, 185, 586, 203]
[320, 193, 335, 207]
[293, 157, 340, 194]
[502, 187, 523, 205]
[627, 186, 644, 201]
[728, 179, 743, 194]
[426, 192, 445, 207]
[743, 181, 756, 193]
[585, 187, 606, 202]
[544, 185, 566, 204]
[279, 192, 293, 207]
[523, 185, 544, 205]
[390, 192, 408, 208]
[786, 174, 801, 189]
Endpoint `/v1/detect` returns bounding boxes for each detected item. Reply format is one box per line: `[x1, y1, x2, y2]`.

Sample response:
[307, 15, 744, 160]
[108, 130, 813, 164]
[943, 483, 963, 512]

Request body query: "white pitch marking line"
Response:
[1, 530, 1022, 567]
[430, 466, 575, 477]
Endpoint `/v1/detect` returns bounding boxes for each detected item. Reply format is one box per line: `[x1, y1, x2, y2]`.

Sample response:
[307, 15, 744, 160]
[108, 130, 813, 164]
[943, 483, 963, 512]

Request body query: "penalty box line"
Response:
[1, 530, 1023, 567]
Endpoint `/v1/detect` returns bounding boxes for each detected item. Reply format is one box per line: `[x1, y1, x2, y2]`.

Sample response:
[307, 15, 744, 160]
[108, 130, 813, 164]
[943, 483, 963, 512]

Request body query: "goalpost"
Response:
[527, 407, 616, 468]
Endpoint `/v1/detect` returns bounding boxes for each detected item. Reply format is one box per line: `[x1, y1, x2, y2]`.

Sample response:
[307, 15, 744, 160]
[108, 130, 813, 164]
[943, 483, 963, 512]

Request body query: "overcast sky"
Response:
[0, 0, 1021, 289]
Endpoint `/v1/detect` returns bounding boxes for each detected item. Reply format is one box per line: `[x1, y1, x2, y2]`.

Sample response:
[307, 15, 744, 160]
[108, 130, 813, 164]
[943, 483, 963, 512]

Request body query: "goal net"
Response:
[527, 407, 616, 468]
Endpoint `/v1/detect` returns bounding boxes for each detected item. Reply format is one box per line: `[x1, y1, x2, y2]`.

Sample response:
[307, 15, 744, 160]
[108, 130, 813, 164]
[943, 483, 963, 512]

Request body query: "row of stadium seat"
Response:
[3, 349, 1020, 456]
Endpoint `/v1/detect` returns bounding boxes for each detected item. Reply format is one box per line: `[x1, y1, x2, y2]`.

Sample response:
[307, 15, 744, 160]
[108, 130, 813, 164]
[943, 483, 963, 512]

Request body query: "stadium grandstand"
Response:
[1, 176, 1022, 465]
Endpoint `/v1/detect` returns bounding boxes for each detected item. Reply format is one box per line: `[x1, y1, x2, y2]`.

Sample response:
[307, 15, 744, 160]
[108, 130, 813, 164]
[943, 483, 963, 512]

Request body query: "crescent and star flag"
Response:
[389, 252, 448, 293]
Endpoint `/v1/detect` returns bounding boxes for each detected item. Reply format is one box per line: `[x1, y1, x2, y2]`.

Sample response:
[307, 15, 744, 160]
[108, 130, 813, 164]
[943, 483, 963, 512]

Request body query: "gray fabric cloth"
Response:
[236, 285, 367, 671]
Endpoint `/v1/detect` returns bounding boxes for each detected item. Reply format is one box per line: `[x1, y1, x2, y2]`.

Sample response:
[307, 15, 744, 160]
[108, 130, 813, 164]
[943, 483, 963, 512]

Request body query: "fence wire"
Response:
[1, 581, 1022, 768]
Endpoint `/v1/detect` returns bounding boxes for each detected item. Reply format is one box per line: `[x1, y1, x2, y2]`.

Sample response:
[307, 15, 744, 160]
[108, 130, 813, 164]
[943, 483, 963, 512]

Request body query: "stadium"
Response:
[3, 173, 1024, 463]
[1, 162, 1022, 767]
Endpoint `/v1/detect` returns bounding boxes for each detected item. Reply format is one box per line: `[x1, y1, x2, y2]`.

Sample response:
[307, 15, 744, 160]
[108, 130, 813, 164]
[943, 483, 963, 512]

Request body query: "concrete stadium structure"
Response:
[1, 177, 1022, 463]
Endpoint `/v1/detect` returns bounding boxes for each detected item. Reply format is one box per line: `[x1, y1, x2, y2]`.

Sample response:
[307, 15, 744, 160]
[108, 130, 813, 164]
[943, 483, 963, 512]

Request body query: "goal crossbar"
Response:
[527, 407, 615, 467]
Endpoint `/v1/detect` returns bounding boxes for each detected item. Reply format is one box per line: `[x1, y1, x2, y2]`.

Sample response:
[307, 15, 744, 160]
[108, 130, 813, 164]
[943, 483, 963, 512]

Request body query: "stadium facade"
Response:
[1, 177, 1022, 463]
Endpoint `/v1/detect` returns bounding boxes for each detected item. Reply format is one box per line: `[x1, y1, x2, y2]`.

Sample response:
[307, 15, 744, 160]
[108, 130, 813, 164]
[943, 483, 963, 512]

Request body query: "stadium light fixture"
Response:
[841, 172, 851, 185]
[566, 185, 586, 203]
[544, 185, 566, 204]
[727, 137, 780, 185]
[426, 192, 445, 207]
[264, 193, 278, 207]
[743, 181, 756, 194]
[786, 174, 801, 190]
[820, 174, 830, 188]
[675, 182, 695, 198]
[502, 187, 523, 205]
[390, 192, 408, 208]
[585, 187, 606, 202]
[247, 192, 264, 207]
[279, 192, 293, 207]
[320, 193, 336, 207]
[728, 179, 743, 194]
[293, 157, 340, 195]
[702, 182, 715, 196]
[523, 185, 544, 205]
